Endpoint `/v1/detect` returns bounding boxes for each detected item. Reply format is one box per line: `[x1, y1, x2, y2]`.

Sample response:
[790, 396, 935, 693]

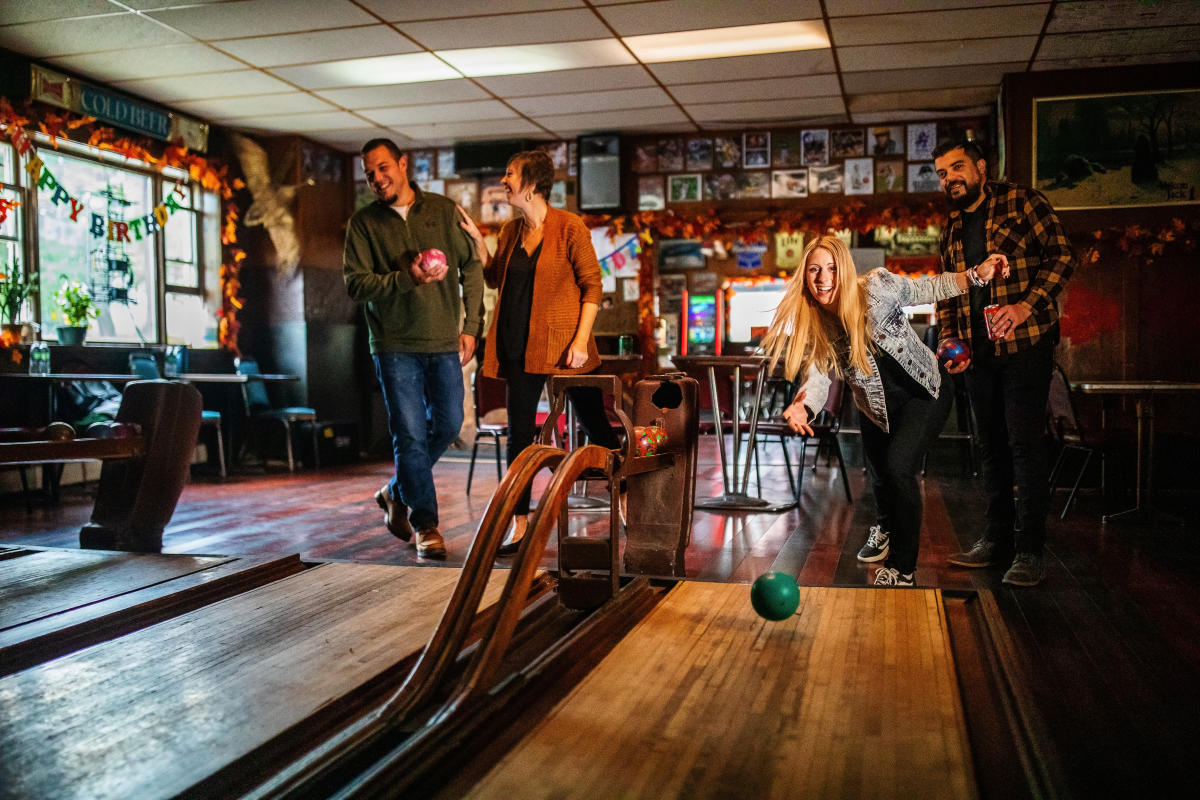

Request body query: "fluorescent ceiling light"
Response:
[625, 21, 829, 64]
[286, 52, 460, 88]
[436, 39, 635, 77]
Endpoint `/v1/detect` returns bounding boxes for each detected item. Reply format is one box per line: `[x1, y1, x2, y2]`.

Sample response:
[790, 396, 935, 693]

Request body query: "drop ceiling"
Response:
[0, 0, 1197, 152]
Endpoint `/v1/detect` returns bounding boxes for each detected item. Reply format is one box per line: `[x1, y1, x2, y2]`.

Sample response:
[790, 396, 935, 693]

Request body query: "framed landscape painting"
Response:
[1034, 88, 1200, 209]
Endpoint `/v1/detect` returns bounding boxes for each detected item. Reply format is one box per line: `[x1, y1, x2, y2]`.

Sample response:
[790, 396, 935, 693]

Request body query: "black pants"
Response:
[964, 336, 1055, 556]
[860, 371, 954, 575]
[501, 359, 618, 515]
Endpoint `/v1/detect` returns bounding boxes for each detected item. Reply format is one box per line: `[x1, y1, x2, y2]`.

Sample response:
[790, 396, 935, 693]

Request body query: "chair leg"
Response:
[796, 438, 809, 497]
[1048, 446, 1068, 493]
[493, 433, 502, 483]
[311, 421, 320, 470]
[830, 437, 852, 502]
[467, 438, 480, 494]
[283, 420, 296, 472]
[214, 424, 227, 479]
[1063, 449, 1093, 519]
[780, 434, 796, 501]
[753, 439, 762, 492]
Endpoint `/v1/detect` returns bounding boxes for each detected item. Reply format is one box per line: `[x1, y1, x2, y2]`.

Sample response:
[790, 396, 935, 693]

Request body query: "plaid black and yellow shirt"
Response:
[935, 180, 1075, 357]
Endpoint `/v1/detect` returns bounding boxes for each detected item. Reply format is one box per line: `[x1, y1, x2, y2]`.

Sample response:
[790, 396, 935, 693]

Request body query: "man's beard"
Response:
[945, 178, 982, 210]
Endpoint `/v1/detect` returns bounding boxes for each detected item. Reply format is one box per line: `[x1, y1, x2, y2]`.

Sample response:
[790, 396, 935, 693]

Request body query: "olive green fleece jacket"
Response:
[343, 186, 485, 354]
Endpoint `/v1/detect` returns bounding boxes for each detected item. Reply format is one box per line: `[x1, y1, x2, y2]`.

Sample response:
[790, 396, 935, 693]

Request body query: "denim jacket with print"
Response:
[798, 268, 963, 433]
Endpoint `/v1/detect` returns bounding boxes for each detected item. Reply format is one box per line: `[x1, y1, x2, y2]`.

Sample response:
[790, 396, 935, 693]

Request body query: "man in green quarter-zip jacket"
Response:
[344, 138, 484, 559]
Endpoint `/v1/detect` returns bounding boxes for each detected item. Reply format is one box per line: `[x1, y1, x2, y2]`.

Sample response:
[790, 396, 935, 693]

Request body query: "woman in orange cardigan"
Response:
[460, 150, 617, 554]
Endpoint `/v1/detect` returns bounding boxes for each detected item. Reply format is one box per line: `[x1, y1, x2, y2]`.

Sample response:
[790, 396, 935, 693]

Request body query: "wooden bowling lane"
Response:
[0, 562, 512, 800]
[464, 584, 976, 800]
[0, 547, 304, 677]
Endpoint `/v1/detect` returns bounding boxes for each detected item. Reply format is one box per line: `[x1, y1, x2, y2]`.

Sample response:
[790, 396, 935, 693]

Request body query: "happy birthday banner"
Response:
[2, 117, 187, 241]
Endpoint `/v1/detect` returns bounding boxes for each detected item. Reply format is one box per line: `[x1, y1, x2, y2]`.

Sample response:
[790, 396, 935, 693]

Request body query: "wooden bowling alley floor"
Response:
[2, 436, 1199, 797]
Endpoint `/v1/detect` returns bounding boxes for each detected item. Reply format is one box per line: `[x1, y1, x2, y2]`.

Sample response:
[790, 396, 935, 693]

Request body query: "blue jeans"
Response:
[373, 351, 464, 530]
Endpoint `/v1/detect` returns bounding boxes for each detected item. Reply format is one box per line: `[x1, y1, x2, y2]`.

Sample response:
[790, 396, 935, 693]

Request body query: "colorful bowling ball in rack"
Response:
[44, 421, 75, 441]
[750, 572, 801, 621]
[633, 423, 667, 457]
[936, 336, 971, 369]
[85, 421, 141, 439]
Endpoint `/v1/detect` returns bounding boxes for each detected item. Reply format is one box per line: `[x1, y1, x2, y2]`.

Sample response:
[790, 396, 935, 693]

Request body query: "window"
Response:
[0, 141, 27, 317]
[17, 135, 221, 347]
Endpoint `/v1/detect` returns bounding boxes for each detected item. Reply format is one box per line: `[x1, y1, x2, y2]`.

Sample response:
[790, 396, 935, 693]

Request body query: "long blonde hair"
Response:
[762, 235, 873, 381]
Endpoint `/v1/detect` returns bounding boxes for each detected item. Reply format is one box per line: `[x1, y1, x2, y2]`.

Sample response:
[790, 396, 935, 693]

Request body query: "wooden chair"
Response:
[234, 357, 316, 472]
[467, 370, 508, 494]
[129, 352, 226, 478]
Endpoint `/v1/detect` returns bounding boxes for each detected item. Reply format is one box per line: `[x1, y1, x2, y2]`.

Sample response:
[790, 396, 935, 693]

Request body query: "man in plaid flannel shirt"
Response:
[932, 139, 1075, 587]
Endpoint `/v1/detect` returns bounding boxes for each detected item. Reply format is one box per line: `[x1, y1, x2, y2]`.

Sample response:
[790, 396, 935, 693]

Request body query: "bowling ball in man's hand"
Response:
[751, 572, 801, 621]
[419, 248, 447, 272]
[936, 336, 971, 368]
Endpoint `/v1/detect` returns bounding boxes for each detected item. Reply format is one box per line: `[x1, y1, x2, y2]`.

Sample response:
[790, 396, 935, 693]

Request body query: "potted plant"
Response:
[0, 266, 38, 347]
[53, 278, 99, 346]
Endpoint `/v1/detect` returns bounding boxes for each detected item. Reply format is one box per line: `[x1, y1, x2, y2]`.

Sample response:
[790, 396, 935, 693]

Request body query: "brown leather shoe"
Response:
[415, 526, 446, 559]
[375, 485, 412, 542]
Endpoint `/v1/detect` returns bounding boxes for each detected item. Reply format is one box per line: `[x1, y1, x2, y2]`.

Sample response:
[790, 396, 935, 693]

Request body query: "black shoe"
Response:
[947, 538, 1009, 568]
[375, 485, 412, 542]
[496, 538, 522, 556]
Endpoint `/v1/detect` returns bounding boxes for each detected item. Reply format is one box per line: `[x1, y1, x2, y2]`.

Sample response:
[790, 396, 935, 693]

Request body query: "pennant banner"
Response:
[2, 118, 186, 241]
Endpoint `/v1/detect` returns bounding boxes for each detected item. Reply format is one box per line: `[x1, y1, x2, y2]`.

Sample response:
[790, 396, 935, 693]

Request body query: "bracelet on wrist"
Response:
[968, 266, 988, 287]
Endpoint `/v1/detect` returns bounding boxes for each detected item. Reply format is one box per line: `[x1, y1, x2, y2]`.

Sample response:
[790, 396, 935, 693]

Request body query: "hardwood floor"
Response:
[2, 435, 1198, 797]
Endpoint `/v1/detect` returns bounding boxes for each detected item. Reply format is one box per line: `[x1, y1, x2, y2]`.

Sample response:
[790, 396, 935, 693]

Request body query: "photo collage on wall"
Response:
[385, 140, 578, 224]
[631, 118, 988, 205]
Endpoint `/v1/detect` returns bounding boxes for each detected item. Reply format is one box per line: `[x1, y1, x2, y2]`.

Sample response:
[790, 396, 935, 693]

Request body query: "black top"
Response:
[497, 241, 542, 362]
[960, 205, 991, 348]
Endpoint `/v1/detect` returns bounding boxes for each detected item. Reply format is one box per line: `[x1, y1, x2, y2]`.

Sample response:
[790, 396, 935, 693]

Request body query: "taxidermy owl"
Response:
[230, 132, 313, 274]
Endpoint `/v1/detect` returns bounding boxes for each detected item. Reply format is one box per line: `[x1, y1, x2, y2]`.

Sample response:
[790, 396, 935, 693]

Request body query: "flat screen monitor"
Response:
[578, 134, 622, 212]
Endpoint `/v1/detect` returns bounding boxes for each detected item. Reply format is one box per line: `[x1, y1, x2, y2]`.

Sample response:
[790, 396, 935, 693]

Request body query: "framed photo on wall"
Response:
[632, 141, 658, 173]
[668, 174, 702, 203]
[638, 175, 666, 210]
[907, 123, 937, 161]
[870, 126, 904, 157]
[714, 137, 741, 168]
[771, 169, 808, 198]
[831, 129, 865, 159]
[743, 133, 770, 168]
[908, 162, 940, 193]
[809, 164, 844, 194]
[844, 157, 874, 195]
[1034, 89, 1200, 209]
[659, 139, 684, 171]
[686, 138, 714, 171]
[801, 129, 829, 166]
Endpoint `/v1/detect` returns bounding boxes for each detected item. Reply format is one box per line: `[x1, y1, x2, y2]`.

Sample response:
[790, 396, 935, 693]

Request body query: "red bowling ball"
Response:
[936, 336, 971, 368]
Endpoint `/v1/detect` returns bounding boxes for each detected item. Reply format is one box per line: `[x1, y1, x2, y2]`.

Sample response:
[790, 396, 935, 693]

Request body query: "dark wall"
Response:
[1002, 63, 1200, 386]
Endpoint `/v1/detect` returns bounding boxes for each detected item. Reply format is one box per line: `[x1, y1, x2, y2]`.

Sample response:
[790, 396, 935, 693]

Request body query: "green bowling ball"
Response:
[750, 572, 800, 621]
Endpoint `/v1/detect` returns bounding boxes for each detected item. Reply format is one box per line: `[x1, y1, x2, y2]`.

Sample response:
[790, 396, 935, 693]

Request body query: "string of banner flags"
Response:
[1, 116, 187, 237]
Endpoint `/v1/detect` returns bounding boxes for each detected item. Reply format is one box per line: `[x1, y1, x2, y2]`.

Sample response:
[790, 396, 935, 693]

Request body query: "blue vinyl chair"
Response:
[234, 356, 317, 472]
[129, 352, 226, 478]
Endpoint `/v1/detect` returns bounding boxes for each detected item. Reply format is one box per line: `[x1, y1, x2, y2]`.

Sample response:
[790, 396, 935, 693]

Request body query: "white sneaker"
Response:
[873, 566, 914, 587]
[857, 525, 890, 563]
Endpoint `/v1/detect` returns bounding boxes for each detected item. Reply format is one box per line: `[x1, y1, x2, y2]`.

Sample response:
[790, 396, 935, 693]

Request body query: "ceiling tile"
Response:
[47, 44, 248, 82]
[669, 74, 841, 104]
[230, 110, 369, 132]
[847, 86, 998, 115]
[831, 5, 1047, 46]
[359, 0, 580, 21]
[1038, 26, 1200, 60]
[596, 0, 821, 36]
[399, 9, 611, 49]
[534, 106, 688, 133]
[474, 65, 656, 98]
[146, 0, 377, 40]
[0, 0, 114, 26]
[268, 53, 459, 90]
[213, 25, 419, 68]
[0, 13, 188, 57]
[838, 36, 1038, 73]
[391, 118, 544, 141]
[1032, 52, 1199, 72]
[685, 96, 846, 124]
[842, 62, 1025, 95]
[171, 93, 339, 121]
[649, 50, 835, 85]
[437, 39, 635, 76]
[361, 100, 518, 126]
[112, 70, 299, 102]
[826, 0, 1047, 16]
[315, 81, 491, 109]
[1048, 0, 1200, 33]
[509, 87, 672, 116]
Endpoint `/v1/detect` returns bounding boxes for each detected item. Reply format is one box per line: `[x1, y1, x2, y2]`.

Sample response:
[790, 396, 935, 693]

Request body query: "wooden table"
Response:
[673, 355, 793, 512]
[1073, 380, 1200, 524]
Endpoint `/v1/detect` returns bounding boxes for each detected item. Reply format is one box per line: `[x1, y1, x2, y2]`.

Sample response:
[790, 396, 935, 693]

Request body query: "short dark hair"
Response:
[507, 150, 555, 200]
[361, 138, 404, 160]
[931, 138, 985, 163]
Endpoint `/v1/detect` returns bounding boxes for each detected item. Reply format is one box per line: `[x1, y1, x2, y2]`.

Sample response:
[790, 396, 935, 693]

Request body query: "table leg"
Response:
[1102, 395, 1180, 525]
